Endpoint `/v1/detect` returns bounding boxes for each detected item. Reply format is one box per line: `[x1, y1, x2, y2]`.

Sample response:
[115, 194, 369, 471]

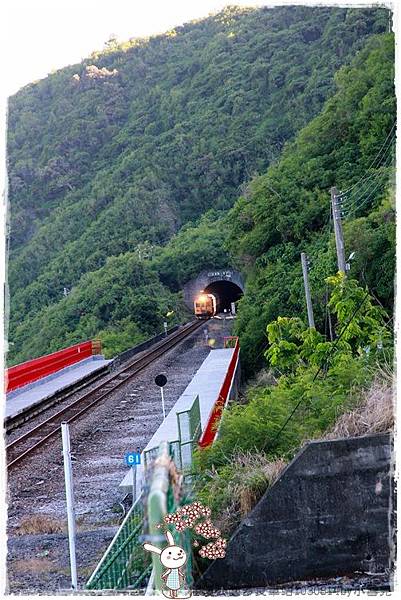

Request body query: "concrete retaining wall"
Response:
[111, 324, 181, 369]
[198, 433, 393, 590]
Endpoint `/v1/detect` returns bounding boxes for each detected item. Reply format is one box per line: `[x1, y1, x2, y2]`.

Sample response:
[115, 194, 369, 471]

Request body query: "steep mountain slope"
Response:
[193, 33, 395, 532]
[226, 33, 395, 373]
[9, 211, 228, 363]
[7, 6, 390, 363]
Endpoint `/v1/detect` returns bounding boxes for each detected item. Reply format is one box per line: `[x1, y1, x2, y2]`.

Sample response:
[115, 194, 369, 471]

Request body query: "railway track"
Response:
[6, 320, 204, 470]
[6, 364, 111, 433]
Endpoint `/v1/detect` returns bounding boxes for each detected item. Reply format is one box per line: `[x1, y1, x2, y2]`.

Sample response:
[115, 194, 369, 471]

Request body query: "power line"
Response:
[339, 121, 396, 197]
[340, 154, 395, 220]
[259, 126, 396, 455]
[343, 162, 394, 218]
[341, 137, 395, 210]
[341, 159, 392, 210]
[344, 171, 393, 220]
[262, 290, 370, 453]
[344, 135, 395, 193]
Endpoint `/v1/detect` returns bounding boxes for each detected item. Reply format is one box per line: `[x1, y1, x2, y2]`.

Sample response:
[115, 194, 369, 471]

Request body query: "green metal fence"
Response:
[144, 439, 182, 471]
[85, 493, 151, 590]
[86, 395, 201, 592]
[177, 395, 202, 470]
[144, 396, 201, 472]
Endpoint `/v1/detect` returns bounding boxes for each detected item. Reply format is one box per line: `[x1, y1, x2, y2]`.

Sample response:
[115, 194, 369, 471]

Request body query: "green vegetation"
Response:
[7, 5, 390, 363]
[9, 252, 188, 362]
[9, 211, 228, 363]
[6, 2, 395, 551]
[195, 274, 393, 532]
[226, 33, 395, 374]
[192, 31, 395, 536]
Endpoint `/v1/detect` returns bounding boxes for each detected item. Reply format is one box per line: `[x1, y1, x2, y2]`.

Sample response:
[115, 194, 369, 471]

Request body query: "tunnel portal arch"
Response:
[183, 269, 245, 313]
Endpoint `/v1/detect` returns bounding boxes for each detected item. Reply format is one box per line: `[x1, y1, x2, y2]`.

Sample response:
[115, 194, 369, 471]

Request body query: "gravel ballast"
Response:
[7, 319, 233, 594]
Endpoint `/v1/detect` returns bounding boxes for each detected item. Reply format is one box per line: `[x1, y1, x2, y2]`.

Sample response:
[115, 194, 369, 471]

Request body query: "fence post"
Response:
[147, 442, 170, 593]
[61, 422, 78, 589]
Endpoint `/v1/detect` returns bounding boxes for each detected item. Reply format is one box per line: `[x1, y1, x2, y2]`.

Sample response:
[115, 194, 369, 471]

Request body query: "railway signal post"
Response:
[155, 374, 167, 419]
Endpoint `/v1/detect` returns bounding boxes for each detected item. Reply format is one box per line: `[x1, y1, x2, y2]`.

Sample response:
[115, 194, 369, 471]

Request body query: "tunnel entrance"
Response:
[183, 268, 245, 313]
[203, 280, 243, 313]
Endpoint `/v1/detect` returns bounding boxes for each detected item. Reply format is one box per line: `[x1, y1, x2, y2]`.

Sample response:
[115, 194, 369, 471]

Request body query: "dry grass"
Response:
[236, 452, 285, 514]
[12, 557, 57, 573]
[324, 367, 394, 440]
[16, 514, 64, 536]
[212, 451, 286, 534]
[203, 368, 394, 536]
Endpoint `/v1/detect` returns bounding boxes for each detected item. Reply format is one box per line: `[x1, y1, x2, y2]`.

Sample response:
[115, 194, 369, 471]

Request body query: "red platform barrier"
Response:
[199, 337, 240, 448]
[6, 340, 101, 393]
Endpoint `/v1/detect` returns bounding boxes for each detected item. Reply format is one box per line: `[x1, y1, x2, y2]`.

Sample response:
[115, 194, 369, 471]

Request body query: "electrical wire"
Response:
[341, 165, 390, 211]
[344, 173, 392, 220]
[261, 127, 396, 455]
[360, 272, 394, 334]
[339, 155, 394, 219]
[262, 290, 370, 453]
[343, 165, 394, 218]
[340, 137, 395, 210]
[340, 152, 395, 219]
[339, 121, 396, 197]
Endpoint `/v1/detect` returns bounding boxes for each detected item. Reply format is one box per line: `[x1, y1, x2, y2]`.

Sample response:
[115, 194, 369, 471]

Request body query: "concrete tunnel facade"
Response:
[183, 268, 245, 313]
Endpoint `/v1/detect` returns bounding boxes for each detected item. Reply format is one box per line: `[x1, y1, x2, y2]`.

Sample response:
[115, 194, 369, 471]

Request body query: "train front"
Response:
[194, 293, 216, 319]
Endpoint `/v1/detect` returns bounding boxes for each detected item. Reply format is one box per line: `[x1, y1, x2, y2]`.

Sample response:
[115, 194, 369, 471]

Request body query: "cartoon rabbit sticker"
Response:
[144, 530, 190, 598]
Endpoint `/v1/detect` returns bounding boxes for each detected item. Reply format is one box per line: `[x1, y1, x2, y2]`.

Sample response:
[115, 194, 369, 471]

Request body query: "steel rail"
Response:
[6, 320, 204, 470]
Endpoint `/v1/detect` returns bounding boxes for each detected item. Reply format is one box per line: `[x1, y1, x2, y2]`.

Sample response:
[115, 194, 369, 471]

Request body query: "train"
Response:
[194, 293, 217, 319]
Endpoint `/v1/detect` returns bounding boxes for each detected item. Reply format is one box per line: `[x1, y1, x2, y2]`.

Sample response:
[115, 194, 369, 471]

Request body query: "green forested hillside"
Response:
[226, 33, 395, 373]
[7, 5, 391, 364]
[9, 211, 229, 361]
[193, 32, 395, 532]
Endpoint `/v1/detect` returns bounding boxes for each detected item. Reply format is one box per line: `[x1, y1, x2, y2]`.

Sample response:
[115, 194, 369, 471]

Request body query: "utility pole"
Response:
[301, 253, 315, 329]
[330, 187, 346, 273]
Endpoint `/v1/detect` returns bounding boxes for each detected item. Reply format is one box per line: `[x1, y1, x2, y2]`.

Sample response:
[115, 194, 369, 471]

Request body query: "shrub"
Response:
[194, 273, 393, 532]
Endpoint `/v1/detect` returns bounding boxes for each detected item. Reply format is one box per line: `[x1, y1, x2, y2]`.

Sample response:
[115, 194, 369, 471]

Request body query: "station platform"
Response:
[5, 356, 112, 420]
[119, 347, 236, 493]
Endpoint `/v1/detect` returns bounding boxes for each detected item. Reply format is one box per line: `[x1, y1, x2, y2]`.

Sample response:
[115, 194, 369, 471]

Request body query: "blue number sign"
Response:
[125, 452, 141, 467]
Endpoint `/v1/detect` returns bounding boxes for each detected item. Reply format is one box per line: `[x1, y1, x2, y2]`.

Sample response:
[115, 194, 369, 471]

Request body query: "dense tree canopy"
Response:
[226, 33, 395, 373]
[7, 5, 392, 365]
